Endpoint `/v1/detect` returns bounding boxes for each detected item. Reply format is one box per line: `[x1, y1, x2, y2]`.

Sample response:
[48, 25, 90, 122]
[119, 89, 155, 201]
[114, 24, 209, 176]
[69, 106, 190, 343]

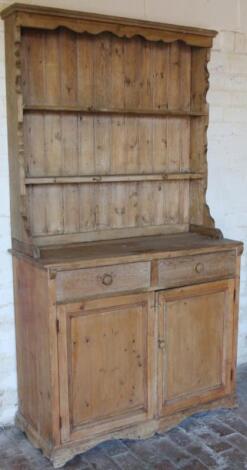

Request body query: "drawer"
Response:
[157, 251, 236, 289]
[56, 261, 151, 302]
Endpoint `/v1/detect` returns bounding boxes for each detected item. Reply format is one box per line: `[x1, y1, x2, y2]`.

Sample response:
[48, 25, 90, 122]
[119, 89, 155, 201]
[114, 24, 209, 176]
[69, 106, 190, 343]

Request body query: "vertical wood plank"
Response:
[29, 186, 47, 235]
[94, 116, 112, 174]
[93, 33, 112, 108]
[61, 114, 78, 175]
[22, 30, 45, 105]
[152, 42, 169, 110]
[111, 37, 125, 108]
[111, 117, 126, 174]
[63, 185, 80, 234]
[96, 183, 111, 229]
[111, 182, 128, 228]
[127, 183, 139, 228]
[79, 184, 96, 232]
[138, 182, 154, 227]
[59, 29, 77, 105]
[139, 41, 153, 109]
[152, 118, 168, 173]
[77, 34, 94, 107]
[78, 116, 95, 175]
[24, 113, 45, 176]
[45, 185, 64, 234]
[125, 117, 139, 173]
[124, 37, 142, 109]
[152, 182, 165, 226]
[165, 181, 180, 224]
[167, 118, 180, 172]
[44, 113, 62, 175]
[44, 31, 60, 106]
[191, 48, 209, 113]
[168, 42, 180, 110]
[138, 118, 153, 173]
[179, 44, 191, 111]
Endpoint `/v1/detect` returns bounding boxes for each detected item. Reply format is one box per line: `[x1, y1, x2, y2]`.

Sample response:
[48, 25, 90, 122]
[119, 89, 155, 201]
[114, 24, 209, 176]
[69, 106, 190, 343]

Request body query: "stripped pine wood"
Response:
[191, 48, 209, 113]
[157, 281, 234, 416]
[59, 29, 77, 105]
[78, 116, 95, 175]
[44, 31, 61, 106]
[25, 174, 204, 185]
[77, 33, 94, 108]
[152, 42, 169, 110]
[23, 106, 207, 116]
[19, 26, 215, 244]
[29, 181, 190, 236]
[179, 43, 191, 111]
[111, 37, 125, 108]
[69, 303, 147, 425]
[2, 4, 217, 47]
[22, 30, 193, 112]
[24, 114, 190, 176]
[168, 42, 180, 110]
[22, 29, 45, 105]
[3, 6, 242, 468]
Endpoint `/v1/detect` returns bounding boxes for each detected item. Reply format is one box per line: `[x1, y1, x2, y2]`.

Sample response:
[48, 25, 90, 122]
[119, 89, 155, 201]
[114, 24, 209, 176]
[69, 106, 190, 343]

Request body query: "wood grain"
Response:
[158, 280, 235, 416]
[2, 6, 243, 469]
[56, 261, 151, 302]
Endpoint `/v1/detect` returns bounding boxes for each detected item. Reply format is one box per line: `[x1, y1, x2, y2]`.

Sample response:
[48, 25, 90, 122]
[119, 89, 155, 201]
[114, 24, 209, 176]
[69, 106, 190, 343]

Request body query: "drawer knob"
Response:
[195, 262, 204, 274]
[158, 339, 166, 350]
[102, 273, 113, 286]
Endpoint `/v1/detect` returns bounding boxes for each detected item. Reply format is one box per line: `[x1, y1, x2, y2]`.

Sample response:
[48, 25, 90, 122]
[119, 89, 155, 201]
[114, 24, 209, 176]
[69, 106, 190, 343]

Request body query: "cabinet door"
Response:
[58, 293, 155, 442]
[157, 280, 235, 417]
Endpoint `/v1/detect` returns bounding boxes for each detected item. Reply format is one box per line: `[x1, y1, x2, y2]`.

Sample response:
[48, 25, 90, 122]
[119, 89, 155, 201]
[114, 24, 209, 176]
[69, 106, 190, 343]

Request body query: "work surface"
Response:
[27, 232, 243, 269]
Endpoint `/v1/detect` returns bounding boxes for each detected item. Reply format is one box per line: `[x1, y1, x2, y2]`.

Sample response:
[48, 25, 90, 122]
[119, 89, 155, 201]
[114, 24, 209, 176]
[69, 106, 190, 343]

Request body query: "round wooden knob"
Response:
[102, 273, 113, 286]
[158, 339, 166, 350]
[195, 262, 204, 274]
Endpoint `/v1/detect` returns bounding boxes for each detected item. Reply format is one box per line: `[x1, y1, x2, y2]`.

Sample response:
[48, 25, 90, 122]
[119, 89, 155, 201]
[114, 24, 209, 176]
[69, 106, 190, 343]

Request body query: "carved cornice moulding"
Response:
[1, 3, 217, 47]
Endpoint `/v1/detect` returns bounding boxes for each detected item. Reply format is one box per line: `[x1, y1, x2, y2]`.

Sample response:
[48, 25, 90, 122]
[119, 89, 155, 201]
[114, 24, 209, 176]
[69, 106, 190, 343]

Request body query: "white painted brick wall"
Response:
[0, 16, 17, 425]
[208, 31, 247, 365]
[0, 0, 247, 425]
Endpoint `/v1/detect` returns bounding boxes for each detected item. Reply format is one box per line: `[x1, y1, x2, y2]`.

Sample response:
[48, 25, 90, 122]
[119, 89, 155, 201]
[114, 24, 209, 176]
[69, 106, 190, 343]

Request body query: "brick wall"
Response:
[0, 16, 17, 425]
[0, 1, 247, 425]
[208, 32, 247, 364]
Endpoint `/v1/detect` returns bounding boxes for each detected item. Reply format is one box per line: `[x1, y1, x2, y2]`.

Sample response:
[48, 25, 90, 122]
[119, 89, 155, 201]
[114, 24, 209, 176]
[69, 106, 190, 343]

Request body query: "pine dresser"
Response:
[1, 3, 243, 467]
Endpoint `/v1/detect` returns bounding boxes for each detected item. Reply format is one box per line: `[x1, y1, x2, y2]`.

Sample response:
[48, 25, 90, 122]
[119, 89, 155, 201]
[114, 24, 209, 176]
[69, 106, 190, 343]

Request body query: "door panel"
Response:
[58, 293, 155, 442]
[158, 280, 235, 417]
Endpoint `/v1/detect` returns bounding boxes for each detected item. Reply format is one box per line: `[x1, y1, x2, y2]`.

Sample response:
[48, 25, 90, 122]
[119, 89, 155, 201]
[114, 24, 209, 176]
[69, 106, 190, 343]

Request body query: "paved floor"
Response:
[1, 363, 247, 469]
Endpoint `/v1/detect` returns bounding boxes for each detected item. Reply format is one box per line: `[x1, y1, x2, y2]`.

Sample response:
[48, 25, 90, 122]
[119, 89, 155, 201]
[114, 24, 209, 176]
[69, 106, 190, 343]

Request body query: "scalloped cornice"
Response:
[1, 3, 217, 47]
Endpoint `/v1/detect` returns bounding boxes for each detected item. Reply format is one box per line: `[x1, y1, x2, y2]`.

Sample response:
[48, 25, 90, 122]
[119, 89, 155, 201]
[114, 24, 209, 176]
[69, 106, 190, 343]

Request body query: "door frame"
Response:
[157, 279, 235, 417]
[57, 292, 156, 443]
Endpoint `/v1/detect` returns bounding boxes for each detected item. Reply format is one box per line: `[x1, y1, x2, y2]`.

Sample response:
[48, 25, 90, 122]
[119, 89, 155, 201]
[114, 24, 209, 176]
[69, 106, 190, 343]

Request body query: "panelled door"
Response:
[57, 292, 155, 442]
[157, 280, 235, 417]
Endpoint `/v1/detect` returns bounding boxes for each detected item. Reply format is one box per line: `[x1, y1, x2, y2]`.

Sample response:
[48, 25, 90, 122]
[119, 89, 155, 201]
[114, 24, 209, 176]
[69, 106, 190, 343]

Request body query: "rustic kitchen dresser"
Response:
[1, 3, 243, 467]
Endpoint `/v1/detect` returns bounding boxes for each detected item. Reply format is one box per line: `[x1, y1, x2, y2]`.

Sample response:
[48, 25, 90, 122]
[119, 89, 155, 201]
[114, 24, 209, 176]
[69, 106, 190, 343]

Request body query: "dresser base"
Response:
[16, 394, 237, 468]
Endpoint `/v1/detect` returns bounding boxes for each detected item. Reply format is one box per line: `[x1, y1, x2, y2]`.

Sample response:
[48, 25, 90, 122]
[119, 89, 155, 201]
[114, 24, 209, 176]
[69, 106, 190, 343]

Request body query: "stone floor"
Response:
[1, 364, 247, 469]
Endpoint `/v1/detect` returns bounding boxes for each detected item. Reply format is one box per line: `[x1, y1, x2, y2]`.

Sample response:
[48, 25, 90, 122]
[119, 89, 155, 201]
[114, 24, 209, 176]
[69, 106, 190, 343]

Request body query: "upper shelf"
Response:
[23, 105, 208, 118]
[1, 3, 217, 48]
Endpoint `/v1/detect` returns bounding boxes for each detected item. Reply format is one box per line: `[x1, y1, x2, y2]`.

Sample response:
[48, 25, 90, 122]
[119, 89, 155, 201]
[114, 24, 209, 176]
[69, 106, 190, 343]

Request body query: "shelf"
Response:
[23, 105, 208, 118]
[25, 173, 204, 185]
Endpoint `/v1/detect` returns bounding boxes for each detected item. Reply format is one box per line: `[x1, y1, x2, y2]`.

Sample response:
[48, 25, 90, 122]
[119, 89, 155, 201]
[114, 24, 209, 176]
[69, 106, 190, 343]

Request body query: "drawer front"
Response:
[56, 262, 151, 302]
[157, 251, 236, 289]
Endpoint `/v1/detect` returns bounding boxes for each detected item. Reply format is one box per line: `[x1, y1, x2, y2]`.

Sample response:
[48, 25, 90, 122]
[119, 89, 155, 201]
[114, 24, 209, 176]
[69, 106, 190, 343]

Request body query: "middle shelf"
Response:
[23, 105, 208, 118]
[25, 173, 204, 185]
